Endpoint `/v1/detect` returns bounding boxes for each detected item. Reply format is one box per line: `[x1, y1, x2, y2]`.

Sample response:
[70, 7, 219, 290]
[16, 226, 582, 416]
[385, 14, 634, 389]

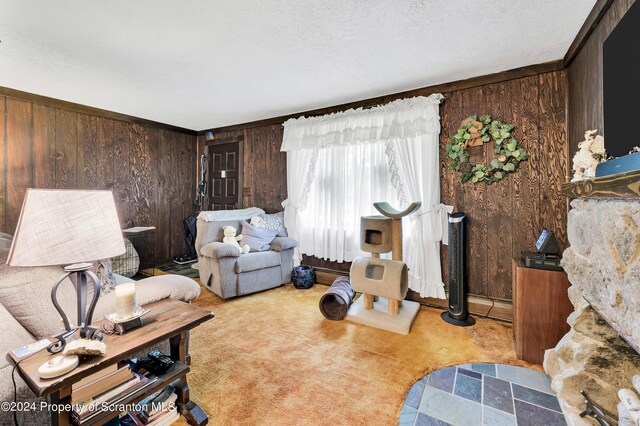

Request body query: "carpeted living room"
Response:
[3, 1, 640, 426]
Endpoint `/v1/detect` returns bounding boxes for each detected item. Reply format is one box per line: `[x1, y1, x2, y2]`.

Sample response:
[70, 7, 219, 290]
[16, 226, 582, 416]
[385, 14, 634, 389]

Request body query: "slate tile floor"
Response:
[156, 259, 200, 279]
[399, 363, 566, 426]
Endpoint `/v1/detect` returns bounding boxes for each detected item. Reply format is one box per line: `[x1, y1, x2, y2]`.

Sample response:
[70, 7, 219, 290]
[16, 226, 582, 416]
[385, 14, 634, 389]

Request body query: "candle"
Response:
[115, 282, 136, 319]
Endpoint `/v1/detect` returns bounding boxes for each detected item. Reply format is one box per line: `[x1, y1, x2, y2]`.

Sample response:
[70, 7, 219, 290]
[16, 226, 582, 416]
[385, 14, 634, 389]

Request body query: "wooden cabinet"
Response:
[512, 258, 573, 364]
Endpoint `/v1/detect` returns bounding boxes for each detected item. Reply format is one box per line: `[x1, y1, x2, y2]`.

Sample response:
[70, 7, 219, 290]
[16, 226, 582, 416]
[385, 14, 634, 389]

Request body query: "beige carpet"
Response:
[175, 284, 537, 426]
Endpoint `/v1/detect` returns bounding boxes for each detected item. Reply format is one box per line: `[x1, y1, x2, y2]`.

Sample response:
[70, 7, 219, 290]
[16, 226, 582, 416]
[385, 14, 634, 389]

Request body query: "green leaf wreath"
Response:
[445, 114, 529, 184]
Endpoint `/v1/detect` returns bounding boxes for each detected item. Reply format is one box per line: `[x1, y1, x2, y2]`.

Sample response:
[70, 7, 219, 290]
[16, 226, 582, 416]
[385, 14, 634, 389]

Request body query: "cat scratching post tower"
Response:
[346, 202, 422, 335]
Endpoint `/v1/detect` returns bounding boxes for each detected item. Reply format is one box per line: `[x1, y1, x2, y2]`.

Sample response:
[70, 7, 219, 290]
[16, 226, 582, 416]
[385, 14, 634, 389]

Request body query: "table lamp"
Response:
[6, 189, 126, 353]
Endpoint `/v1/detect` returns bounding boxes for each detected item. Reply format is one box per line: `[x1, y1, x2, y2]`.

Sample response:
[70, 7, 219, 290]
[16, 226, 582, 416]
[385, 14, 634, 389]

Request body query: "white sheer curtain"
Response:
[281, 94, 449, 298]
[282, 148, 318, 265]
[386, 127, 453, 299]
[299, 141, 401, 263]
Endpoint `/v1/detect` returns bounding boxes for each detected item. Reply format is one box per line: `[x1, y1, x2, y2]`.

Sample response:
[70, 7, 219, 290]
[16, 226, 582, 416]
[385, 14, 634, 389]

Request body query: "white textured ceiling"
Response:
[0, 0, 596, 131]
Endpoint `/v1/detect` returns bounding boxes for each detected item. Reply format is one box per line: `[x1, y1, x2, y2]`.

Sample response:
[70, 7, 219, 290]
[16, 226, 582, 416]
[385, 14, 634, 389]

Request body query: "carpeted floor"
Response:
[171, 282, 538, 426]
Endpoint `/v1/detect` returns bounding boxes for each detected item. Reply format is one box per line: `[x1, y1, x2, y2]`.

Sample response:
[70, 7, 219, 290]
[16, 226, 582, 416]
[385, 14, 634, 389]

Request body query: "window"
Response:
[282, 94, 447, 298]
[298, 141, 400, 263]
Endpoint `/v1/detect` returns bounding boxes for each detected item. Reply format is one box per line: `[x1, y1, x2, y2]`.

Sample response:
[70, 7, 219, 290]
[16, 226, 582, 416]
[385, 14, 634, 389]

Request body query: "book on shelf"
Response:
[75, 374, 142, 415]
[71, 365, 132, 404]
[148, 405, 179, 426]
[71, 371, 157, 425]
[128, 406, 178, 426]
[139, 405, 179, 426]
[138, 385, 175, 418]
[72, 364, 118, 390]
[141, 393, 177, 424]
[124, 385, 178, 426]
[150, 392, 177, 417]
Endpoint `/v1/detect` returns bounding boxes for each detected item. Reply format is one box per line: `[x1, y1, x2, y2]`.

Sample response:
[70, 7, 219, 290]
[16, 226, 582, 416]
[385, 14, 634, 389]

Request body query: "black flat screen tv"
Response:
[603, 0, 640, 158]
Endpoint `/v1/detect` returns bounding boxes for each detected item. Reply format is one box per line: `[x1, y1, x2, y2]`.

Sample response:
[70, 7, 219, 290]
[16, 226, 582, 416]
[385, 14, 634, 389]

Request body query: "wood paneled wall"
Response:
[0, 0, 614, 305]
[440, 71, 568, 300]
[204, 69, 569, 302]
[0, 95, 197, 261]
[567, 0, 636, 157]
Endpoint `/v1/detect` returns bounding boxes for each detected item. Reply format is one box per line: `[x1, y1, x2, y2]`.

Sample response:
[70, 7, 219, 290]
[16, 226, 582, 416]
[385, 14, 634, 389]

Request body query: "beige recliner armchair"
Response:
[195, 209, 298, 299]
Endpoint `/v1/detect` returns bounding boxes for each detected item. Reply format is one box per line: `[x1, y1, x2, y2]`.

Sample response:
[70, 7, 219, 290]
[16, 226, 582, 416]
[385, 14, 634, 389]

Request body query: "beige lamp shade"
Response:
[7, 189, 126, 266]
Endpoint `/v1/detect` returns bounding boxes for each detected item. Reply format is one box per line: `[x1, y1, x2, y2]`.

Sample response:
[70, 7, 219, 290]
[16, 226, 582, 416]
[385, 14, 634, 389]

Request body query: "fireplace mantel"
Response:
[562, 169, 640, 200]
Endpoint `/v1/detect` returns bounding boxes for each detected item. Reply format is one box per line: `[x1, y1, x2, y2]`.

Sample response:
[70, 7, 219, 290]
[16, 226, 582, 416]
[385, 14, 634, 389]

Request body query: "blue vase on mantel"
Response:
[596, 151, 640, 177]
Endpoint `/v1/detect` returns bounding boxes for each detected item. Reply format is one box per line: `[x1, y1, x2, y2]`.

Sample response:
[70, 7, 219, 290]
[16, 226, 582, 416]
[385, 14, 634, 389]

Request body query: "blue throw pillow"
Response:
[241, 221, 279, 252]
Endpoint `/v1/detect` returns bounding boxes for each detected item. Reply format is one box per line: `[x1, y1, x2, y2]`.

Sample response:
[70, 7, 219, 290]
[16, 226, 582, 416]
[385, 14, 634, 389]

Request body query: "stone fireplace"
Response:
[544, 196, 640, 425]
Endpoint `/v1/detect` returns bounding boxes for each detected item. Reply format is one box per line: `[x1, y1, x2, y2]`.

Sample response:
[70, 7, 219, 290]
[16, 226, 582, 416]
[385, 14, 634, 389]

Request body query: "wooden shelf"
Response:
[76, 361, 189, 426]
[7, 299, 214, 426]
[8, 299, 213, 397]
[562, 169, 640, 200]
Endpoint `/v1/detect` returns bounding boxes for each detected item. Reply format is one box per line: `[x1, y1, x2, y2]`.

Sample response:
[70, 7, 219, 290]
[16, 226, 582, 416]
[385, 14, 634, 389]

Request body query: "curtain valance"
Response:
[281, 94, 444, 151]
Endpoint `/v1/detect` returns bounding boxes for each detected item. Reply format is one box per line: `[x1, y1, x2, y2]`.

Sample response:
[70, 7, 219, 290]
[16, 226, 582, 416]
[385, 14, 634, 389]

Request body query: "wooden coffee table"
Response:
[7, 299, 214, 426]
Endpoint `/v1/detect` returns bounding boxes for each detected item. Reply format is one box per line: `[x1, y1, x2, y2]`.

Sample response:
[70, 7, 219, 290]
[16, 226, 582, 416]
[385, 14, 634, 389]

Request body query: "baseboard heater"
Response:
[441, 212, 475, 327]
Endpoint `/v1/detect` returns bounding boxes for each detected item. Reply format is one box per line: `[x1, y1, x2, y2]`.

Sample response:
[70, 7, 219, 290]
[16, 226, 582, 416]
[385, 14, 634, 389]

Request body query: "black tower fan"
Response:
[441, 212, 475, 326]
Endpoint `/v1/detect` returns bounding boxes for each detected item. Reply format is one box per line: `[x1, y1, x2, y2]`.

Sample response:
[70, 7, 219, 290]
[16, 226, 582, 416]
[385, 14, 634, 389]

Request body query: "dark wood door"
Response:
[208, 142, 240, 210]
